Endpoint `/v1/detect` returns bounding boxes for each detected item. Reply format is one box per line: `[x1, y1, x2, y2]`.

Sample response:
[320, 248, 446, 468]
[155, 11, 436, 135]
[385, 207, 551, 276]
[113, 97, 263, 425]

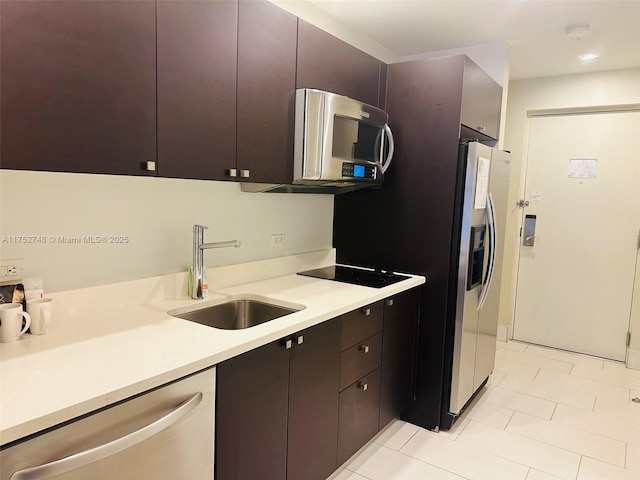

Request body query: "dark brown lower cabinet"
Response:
[216, 340, 289, 480]
[216, 318, 341, 480]
[216, 291, 420, 479]
[288, 319, 341, 480]
[337, 368, 381, 466]
[379, 289, 420, 428]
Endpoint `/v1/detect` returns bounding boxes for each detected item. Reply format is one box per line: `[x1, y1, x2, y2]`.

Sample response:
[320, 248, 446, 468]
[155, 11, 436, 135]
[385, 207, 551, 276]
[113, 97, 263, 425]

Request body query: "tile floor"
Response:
[328, 341, 640, 480]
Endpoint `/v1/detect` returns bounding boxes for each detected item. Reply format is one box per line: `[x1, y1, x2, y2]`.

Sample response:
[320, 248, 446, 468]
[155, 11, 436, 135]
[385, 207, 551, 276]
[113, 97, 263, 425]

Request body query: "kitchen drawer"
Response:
[341, 301, 383, 351]
[339, 333, 382, 391]
[337, 368, 381, 466]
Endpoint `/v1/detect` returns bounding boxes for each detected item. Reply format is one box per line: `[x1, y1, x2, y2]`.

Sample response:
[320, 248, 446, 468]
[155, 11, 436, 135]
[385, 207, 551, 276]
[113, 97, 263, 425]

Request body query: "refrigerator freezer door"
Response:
[449, 142, 492, 415]
[473, 148, 511, 391]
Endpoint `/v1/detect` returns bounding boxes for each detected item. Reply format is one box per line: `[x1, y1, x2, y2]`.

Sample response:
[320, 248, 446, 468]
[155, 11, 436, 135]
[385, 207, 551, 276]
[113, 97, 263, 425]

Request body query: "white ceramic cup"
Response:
[27, 298, 54, 335]
[0, 303, 31, 343]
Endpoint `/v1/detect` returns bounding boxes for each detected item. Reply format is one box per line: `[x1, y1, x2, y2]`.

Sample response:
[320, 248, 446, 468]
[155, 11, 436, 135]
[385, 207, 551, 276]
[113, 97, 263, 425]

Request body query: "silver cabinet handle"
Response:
[10, 392, 203, 480]
[227, 168, 237, 177]
[386, 298, 394, 307]
[284, 339, 293, 350]
[358, 382, 368, 391]
[297, 335, 304, 345]
[240, 169, 250, 178]
[145, 161, 156, 172]
[360, 345, 370, 354]
[362, 308, 371, 316]
[477, 125, 486, 132]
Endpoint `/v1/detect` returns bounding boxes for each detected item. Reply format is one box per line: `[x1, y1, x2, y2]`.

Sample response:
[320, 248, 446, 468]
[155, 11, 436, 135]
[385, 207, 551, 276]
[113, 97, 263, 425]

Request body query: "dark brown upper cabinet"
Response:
[157, 0, 237, 180]
[236, 0, 298, 185]
[460, 57, 502, 140]
[0, 0, 156, 175]
[296, 20, 383, 108]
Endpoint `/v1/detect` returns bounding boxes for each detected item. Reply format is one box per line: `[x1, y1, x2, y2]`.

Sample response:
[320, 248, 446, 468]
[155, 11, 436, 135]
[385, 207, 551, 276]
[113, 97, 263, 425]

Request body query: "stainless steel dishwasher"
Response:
[0, 367, 215, 480]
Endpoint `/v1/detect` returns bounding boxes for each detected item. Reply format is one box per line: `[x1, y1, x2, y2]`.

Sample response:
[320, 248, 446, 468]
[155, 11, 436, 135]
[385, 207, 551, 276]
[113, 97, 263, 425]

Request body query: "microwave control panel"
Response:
[342, 163, 377, 180]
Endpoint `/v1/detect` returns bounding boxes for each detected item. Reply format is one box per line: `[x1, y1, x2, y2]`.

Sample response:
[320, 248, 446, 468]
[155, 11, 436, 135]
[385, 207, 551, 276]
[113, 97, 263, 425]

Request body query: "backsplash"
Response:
[0, 170, 334, 292]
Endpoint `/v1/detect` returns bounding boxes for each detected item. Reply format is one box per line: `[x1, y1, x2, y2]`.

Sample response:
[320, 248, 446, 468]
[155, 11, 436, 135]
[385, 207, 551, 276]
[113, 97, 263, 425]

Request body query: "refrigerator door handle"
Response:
[478, 193, 496, 310]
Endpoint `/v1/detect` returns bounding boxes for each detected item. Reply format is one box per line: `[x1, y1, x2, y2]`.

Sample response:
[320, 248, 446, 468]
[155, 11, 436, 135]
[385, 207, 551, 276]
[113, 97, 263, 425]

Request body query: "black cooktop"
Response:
[297, 265, 410, 288]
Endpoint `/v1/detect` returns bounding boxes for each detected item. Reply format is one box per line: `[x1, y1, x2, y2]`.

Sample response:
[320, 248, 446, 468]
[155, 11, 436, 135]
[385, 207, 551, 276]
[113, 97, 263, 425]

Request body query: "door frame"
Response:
[508, 104, 640, 364]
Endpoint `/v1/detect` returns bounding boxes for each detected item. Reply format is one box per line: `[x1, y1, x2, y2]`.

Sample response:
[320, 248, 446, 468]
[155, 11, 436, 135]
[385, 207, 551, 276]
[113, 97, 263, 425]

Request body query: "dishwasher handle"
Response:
[10, 391, 203, 480]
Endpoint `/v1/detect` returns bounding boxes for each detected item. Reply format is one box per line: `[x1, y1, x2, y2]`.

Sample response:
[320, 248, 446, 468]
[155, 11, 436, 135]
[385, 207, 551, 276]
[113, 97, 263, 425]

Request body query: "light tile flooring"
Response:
[328, 341, 640, 480]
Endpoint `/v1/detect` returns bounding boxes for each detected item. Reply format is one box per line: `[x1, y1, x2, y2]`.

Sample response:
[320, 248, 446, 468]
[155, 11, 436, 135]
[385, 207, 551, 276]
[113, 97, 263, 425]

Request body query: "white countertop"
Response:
[0, 251, 425, 445]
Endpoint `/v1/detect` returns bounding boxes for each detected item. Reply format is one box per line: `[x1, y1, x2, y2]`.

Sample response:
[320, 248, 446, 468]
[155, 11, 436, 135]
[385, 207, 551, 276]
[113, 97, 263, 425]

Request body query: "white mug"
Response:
[0, 303, 31, 343]
[27, 298, 53, 335]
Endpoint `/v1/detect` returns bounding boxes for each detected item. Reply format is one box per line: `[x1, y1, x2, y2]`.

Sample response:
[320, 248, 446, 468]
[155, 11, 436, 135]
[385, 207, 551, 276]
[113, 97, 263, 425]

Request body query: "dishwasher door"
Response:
[0, 367, 215, 480]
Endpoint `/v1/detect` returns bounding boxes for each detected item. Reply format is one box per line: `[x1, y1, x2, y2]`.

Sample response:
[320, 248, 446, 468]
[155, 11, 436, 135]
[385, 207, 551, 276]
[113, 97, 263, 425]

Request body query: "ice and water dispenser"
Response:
[467, 225, 486, 290]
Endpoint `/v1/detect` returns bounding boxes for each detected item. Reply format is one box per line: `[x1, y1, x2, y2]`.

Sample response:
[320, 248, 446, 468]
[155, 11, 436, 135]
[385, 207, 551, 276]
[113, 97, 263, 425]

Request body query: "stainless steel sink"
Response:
[170, 296, 303, 330]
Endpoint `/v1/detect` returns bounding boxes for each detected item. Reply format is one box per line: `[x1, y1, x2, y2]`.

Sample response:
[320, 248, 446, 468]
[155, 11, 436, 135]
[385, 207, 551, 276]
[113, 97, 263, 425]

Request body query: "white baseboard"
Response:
[627, 349, 640, 371]
[497, 324, 509, 343]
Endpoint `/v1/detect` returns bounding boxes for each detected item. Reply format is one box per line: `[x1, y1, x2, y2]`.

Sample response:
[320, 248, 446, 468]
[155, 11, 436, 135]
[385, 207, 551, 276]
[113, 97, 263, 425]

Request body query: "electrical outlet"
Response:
[270, 234, 285, 248]
[0, 258, 25, 279]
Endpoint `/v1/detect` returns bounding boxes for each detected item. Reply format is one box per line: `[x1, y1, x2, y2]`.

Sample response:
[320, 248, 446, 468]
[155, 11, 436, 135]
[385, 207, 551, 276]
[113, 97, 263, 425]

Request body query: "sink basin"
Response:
[170, 296, 303, 330]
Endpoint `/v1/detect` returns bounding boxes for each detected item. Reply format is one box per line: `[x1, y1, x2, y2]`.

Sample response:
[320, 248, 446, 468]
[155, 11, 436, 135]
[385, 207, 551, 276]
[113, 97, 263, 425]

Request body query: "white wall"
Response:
[501, 68, 640, 350]
[0, 171, 333, 293]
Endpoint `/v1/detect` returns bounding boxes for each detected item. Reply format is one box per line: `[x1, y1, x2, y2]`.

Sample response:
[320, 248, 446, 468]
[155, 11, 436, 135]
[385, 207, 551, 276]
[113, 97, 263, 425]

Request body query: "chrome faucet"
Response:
[192, 224, 241, 299]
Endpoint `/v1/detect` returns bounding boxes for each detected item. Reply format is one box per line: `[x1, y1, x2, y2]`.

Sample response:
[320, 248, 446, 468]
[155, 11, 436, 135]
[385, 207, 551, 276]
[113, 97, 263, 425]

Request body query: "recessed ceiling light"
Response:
[579, 53, 599, 61]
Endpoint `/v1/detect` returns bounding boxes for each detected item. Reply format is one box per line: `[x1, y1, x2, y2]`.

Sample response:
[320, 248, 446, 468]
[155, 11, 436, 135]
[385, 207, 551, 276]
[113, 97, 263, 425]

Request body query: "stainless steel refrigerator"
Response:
[440, 141, 511, 428]
[333, 139, 511, 431]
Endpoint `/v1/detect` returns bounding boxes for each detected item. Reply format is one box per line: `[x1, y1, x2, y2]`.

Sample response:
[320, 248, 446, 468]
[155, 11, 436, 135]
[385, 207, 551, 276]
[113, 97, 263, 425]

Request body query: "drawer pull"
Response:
[386, 298, 394, 307]
[360, 345, 370, 354]
[362, 308, 371, 316]
[240, 169, 250, 178]
[227, 168, 238, 177]
[284, 339, 293, 350]
[297, 335, 304, 345]
[358, 382, 368, 391]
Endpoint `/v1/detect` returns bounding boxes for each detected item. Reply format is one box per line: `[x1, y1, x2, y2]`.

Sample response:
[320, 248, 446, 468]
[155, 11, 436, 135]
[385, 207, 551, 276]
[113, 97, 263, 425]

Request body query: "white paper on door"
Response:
[568, 158, 598, 178]
[474, 156, 491, 209]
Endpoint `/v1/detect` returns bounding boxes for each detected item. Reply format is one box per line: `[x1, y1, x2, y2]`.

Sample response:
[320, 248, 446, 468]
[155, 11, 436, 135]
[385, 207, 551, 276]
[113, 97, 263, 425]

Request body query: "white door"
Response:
[513, 110, 640, 361]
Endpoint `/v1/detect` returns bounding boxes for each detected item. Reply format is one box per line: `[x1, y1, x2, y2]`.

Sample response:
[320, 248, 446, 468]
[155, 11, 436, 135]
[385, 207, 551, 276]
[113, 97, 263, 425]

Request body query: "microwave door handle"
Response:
[381, 124, 394, 174]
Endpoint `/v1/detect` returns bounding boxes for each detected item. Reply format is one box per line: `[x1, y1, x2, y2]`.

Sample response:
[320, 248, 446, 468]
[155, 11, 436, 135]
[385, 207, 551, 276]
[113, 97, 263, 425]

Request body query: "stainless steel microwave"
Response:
[293, 89, 394, 186]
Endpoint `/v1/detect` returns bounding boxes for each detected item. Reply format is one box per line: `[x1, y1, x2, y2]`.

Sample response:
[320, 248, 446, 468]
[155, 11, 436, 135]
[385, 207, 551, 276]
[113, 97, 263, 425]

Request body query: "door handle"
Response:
[478, 193, 496, 311]
[9, 392, 203, 480]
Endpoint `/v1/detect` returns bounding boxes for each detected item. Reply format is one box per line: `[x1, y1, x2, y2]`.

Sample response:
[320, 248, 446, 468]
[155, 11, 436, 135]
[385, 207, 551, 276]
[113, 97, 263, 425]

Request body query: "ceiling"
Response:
[303, 0, 640, 80]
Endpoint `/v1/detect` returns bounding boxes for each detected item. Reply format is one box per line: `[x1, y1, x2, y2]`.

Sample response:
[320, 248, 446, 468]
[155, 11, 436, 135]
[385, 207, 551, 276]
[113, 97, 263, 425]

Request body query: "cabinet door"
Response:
[288, 318, 341, 480]
[1, 0, 156, 175]
[460, 58, 502, 140]
[237, 0, 297, 184]
[337, 368, 381, 466]
[157, 0, 237, 180]
[296, 20, 381, 107]
[216, 342, 289, 480]
[379, 288, 420, 428]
